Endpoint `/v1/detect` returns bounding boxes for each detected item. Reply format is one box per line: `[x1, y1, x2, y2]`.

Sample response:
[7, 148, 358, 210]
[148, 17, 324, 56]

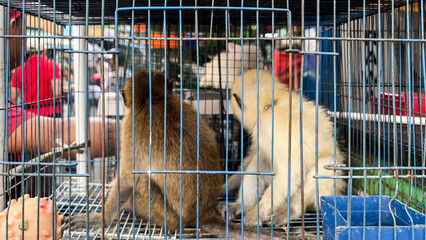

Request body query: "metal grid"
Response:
[57, 182, 317, 239]
[1, 0, 426, 240]
[57, 182, 218, 240]
[0, 0, 412, 25]
[319, 1, 426, 212]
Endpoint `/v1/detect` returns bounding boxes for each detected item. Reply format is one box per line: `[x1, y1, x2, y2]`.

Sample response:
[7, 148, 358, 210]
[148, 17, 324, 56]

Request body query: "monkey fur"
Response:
[198, 42, 265, 89]
[218, 69, 346, 227]
[68, 70, 284, 239]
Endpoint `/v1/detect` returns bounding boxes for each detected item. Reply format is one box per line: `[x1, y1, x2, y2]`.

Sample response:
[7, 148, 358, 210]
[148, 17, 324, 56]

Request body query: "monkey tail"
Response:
[201, 212, 285, 240]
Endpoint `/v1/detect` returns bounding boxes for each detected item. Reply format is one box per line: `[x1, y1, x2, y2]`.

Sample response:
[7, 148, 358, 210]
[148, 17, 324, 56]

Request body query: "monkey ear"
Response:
[167, 78, 175, 92]
[232, 93, 242, 110]
[121, 89, 127, 106]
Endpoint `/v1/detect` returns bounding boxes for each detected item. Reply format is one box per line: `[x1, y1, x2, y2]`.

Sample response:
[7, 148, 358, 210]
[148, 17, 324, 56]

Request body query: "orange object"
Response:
[134, 25, 179, 49]
[134, 24, 146, 33]
[149, 33, 179, 49]
[0, 194, 64, 240]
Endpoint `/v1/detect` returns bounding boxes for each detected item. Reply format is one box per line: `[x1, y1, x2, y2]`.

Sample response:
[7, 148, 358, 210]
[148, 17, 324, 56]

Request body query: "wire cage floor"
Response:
[57, 181, 321, 239]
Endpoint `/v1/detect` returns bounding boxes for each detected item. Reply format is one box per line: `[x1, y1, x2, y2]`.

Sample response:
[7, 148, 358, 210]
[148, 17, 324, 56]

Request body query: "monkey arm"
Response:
[220, 173, 242, 196]
[220, 150, 259, 196]
[101, 178, 134, 226]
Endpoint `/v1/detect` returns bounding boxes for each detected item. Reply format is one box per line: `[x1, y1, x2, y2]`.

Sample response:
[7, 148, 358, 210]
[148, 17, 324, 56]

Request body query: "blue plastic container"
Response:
[321, 196, 426, 240]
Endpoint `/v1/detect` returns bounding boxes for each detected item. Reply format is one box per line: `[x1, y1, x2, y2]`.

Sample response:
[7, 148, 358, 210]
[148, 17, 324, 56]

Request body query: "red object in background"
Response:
[274, 50, 302, 90]
[372, 92, 426, 117]
[10, 10, 21, 21]
[92, 73, 101, 84]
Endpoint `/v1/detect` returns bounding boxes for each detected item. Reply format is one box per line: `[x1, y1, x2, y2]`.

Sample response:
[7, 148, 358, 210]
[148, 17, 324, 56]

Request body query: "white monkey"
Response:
[198, 43, 264, 89]
[220, 69, 346, 227]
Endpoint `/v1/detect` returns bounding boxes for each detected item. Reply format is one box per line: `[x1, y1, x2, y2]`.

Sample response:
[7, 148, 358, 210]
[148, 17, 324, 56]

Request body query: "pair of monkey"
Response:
[68, 69, 345, 239]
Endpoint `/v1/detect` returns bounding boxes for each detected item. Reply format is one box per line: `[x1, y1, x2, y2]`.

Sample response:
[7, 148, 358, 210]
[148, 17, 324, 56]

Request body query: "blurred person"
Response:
[94, 55, 115, 91]
[5, 11, 118, 198]
[7, 103, 117, 198]
[10, 43, 69, 117]
[9, 11, 22, 70]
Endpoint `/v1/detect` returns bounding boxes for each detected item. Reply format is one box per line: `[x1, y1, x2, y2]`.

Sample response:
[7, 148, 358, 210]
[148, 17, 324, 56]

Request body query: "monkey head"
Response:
[231, 69, 286, 132]
[121, 70, 175, 111]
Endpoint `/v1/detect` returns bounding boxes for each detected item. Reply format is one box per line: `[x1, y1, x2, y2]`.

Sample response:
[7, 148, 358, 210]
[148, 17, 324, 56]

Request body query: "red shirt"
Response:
[11, 55, 62, 116]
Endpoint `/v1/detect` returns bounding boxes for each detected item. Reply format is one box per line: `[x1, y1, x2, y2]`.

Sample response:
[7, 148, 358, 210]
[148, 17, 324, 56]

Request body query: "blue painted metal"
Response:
[4, 2, 426, 240]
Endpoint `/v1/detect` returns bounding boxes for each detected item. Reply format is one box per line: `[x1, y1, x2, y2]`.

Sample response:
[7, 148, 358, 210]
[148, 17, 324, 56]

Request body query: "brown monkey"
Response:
[68, 70, 283, 239]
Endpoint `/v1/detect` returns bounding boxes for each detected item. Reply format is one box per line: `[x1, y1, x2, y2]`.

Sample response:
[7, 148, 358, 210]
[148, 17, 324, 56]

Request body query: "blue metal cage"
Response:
[0, 0, 425, 240]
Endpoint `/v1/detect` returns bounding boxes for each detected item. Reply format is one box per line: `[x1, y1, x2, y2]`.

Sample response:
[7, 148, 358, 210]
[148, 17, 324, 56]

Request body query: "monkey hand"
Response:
[242, 207, 263, 227]
[216, 201, 241, 221]
[264, 213, 287, 227]
[66, 212, 103, 231]
[263, 207, 288, 227]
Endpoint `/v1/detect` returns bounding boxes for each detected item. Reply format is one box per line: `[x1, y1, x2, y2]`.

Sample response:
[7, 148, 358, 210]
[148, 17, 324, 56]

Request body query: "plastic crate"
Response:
[371, 92, 426, 117]
[321, 196, 426, 240]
